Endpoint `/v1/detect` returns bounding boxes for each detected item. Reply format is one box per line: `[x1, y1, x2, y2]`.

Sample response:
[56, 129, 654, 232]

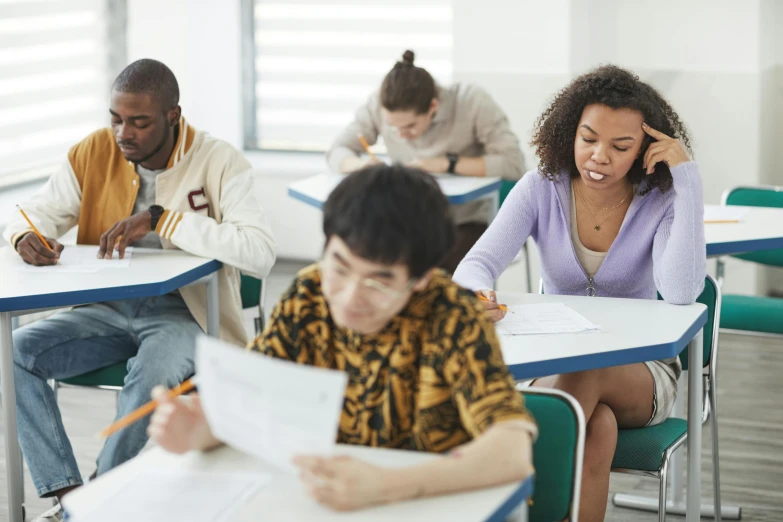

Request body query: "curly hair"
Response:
[531, 65, 692, 195]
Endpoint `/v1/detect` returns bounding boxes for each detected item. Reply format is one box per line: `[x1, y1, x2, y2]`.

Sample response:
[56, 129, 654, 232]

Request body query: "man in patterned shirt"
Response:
[149, 164, 536, 511]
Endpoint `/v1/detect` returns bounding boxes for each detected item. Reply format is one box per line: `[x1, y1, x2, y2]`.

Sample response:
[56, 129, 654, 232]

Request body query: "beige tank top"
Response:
[570, 189, 607, 277]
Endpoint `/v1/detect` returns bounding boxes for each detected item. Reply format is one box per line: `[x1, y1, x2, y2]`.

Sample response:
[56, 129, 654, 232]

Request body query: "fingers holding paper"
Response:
[98, 210, 153, 260]
[293, 455, 387, 511]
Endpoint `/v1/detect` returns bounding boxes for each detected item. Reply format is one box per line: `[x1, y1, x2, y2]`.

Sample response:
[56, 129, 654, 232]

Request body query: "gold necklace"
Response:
[574, 181, 632, 232]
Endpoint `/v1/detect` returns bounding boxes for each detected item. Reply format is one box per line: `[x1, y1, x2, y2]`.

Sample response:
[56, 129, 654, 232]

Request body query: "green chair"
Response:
[517, 387, 586, 522]
[53, 275, 267, 394]
[500, 179, 533, 293]
[717, 185, 783, 336]
[611, 275, 723, 522]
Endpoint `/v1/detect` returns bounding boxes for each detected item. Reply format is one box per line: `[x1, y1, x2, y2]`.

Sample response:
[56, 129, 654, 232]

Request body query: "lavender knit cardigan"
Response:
[453, 162, 706, 304]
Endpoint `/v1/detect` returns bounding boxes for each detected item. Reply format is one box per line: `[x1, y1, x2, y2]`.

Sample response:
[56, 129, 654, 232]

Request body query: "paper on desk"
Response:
[495, 302, 599, 335]
[13, 245, 133, 272]
[196, 335, 348, 472]
[704, 205, 747, 223]
[62, 468, 270, 522]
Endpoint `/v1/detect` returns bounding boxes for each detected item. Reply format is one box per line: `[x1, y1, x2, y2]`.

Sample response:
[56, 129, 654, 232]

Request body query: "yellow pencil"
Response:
[15, 205, 53, 252]
[98, 378, 196, 438]
[357, 133, 378, 162]
[704, 220, 740, 224]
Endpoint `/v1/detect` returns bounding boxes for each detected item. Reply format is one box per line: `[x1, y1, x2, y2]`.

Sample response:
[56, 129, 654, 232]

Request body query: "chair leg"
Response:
[710, 381, 723, 522]
[658, 456, 669, 522]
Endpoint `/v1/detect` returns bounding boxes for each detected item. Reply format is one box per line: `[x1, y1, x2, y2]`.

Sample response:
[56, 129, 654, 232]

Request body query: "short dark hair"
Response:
[531, 64, 692, 195]
[380, 50, 437, 114]
[112, 59, 180, 111]
[323, 164, 455, 278]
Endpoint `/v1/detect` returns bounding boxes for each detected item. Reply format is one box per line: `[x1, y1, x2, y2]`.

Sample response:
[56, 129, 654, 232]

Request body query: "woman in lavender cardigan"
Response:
[453, 65, 706, 522]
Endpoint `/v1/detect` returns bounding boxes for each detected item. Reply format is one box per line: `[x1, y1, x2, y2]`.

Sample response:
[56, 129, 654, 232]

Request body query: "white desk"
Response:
[496, 292, 707, 522]
[705, 205, 783, 256]
[0, 247, 222, 522]
[63, 444, 533, 522]
[288, 172, 503, 218]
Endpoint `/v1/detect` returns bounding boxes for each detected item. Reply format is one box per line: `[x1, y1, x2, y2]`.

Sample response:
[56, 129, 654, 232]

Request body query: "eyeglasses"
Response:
[318, 256, 416, 309]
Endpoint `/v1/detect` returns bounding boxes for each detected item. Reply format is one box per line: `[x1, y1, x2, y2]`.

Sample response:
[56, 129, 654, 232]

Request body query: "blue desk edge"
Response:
[707, 237, 783, 256]
[486, 475, 535, 522]
[288, 180, 502, 208]
[0, 260, 222, 313]
[509, 305, 708, 381]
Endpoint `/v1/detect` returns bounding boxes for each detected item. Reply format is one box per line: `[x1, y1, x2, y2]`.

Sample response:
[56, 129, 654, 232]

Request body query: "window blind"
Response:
[0, 0, 115, 187]
[248, 0, 453, 152]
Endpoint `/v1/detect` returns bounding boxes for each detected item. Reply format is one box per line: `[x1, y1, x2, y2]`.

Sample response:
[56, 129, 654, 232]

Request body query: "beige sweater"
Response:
[326, 83, 525, 224]
[4, 117, 277, 346]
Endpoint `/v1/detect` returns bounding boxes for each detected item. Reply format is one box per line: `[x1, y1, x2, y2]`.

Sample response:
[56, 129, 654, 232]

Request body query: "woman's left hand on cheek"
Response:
[293, 455, 386, 511]
[641, 122, 690, 174]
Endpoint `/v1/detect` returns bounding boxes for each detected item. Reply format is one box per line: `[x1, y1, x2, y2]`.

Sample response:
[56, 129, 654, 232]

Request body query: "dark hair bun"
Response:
[401, 50, 415, 65]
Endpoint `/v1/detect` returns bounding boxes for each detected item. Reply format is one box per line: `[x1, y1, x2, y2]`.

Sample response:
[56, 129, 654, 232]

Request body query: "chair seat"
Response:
[721, 294, 783, 334]
[612, 418, 686, 472]
[59, 362, 128, 387]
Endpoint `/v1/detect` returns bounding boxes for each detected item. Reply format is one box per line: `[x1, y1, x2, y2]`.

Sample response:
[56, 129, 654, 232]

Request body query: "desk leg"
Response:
[1, 312, 24, 522]
[488, 190, 500, 222]
[671, 371, 687, 504]
[205, 274, 220, 337]
[686, 330, 703, 522]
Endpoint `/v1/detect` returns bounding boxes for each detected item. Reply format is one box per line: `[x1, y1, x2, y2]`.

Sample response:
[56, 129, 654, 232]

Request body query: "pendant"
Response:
[594, 225, 601, 231]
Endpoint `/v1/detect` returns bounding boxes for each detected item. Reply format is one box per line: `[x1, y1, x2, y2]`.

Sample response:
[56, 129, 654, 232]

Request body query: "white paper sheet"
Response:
[62, 468, 270, 522]
[495, 302, 599, 335]
[12, 245, 133, 272]
[704, 204, 747, 223]
[196, 336, 348, 472]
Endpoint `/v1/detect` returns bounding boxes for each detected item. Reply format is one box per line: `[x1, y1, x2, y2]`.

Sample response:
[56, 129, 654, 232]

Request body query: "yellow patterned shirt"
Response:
[249, 265, 537, 452]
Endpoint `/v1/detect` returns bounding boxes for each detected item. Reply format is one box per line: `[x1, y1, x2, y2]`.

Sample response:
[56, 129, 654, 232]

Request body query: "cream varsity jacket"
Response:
[3, 116, 277, 346]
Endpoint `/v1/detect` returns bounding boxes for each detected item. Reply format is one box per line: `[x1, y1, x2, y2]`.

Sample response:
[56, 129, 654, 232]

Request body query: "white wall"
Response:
[127, 0, 244, 148]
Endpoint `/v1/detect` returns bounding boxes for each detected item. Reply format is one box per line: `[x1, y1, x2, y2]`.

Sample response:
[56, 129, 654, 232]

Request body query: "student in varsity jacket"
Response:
[3, 59, 276, 521]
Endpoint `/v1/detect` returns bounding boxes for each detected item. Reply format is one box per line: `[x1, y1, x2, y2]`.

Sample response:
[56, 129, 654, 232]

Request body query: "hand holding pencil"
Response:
[476, 290, 509, 323]
[14, 205, 63, 266]
[337, 133, 382, 174]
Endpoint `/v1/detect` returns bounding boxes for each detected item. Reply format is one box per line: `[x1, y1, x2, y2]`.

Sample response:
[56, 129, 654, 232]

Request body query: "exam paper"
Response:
[13, 245, 133, 272]
[495, 302, 599, 335]
[196, 336, 348, 472]
[704, 205, 747, 223]
[62, 468, 270, 522]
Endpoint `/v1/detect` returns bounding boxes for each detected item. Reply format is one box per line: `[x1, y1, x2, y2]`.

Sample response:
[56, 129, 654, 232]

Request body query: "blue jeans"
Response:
[12, 294, 202, 497]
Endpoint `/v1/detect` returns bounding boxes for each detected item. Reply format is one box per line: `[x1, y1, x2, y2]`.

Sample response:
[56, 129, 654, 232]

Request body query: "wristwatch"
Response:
[446, 152, 459, 174]
[149, 205, 165, 230]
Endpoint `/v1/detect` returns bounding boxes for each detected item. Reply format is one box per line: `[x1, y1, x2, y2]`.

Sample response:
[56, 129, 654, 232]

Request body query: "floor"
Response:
[1, 260, 782, 521]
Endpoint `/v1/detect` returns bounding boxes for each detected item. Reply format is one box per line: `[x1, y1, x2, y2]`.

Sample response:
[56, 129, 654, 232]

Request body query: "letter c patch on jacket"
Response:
[188, 188, 210, 212]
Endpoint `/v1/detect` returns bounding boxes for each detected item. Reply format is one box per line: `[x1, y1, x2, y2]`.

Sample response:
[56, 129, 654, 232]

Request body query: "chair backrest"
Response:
[500, 179, 517, 207]
[521, 388, 585, 522]
[240, 274, 262, 310]
[723, 185, 783, 267]
[676, 275, 720, 374]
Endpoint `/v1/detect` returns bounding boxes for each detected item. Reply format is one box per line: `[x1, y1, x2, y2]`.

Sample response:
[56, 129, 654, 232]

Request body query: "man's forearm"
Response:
[379, 422, 534, 503]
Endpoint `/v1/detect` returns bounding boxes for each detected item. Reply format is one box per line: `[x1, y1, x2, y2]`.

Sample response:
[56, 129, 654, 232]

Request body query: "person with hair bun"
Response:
[327, 50, 525, 273]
